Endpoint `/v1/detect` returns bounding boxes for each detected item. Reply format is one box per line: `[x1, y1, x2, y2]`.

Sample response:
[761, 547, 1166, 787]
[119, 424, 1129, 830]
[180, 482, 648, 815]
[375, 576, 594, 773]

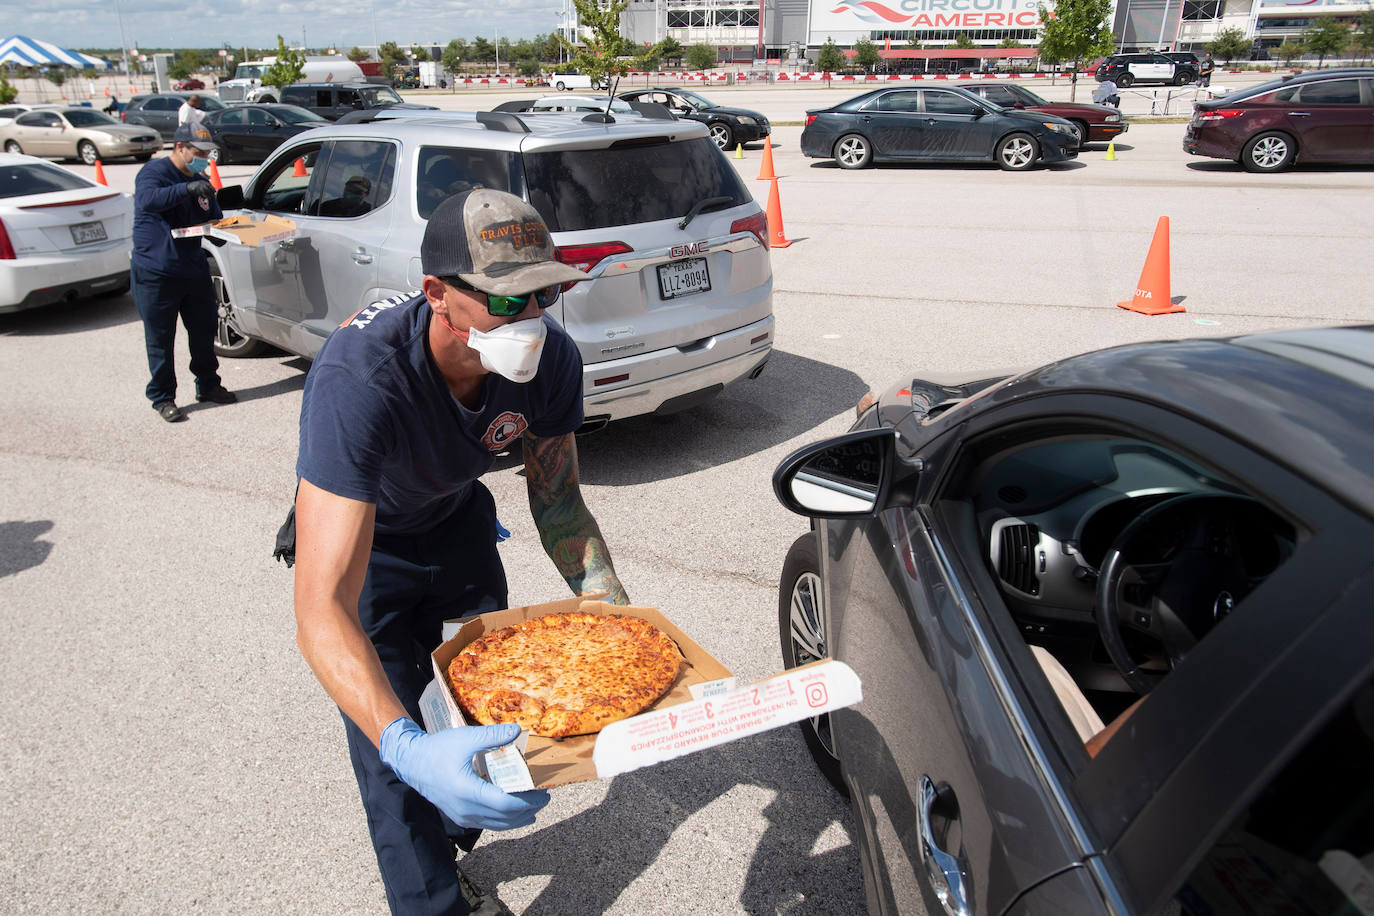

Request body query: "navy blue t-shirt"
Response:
[131, 157, 222, 277]
[297, 293, 584, 536]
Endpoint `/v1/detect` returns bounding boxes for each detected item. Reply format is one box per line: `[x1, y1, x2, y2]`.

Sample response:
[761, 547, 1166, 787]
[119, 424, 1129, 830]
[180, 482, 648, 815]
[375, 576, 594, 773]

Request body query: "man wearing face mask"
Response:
[130, 122, 236, 423]
[292, 189, 628, 915]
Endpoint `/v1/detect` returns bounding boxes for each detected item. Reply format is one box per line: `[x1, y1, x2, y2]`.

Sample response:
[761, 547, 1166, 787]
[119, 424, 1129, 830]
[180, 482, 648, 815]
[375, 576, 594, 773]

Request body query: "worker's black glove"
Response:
[186, 179, 214, 199]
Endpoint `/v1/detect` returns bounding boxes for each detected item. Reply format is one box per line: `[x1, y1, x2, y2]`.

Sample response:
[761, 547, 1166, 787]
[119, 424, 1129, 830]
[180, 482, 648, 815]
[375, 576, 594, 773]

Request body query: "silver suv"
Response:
[208, 107, 774, 429]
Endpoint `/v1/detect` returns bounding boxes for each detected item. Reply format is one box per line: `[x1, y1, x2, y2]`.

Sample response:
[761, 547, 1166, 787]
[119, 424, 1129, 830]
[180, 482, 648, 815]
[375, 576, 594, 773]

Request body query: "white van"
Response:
[219, 57, 365, 103]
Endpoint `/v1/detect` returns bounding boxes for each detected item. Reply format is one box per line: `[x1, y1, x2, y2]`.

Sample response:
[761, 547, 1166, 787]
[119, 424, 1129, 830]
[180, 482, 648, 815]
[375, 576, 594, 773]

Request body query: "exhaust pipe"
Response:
[576, 416, 611, 436]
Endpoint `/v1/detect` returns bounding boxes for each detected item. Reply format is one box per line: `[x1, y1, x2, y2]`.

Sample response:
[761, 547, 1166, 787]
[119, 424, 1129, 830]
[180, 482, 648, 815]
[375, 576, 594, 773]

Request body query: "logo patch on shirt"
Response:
[483, 411, 528, 451]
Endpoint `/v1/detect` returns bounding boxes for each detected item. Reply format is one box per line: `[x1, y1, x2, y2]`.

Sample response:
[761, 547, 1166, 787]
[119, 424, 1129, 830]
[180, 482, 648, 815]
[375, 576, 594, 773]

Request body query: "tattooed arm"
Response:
[523, 430, 629, 605]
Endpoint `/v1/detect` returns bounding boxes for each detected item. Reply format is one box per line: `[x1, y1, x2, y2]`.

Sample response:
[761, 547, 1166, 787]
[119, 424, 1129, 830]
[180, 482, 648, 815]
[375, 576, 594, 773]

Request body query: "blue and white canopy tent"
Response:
[0, 35, 110, 70]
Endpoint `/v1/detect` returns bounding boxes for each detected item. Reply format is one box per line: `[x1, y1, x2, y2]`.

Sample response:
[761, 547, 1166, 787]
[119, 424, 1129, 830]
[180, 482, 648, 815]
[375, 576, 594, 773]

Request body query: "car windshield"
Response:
[199, 96, 225, 110]
[0, 162, 94, 198]
[362, 87, 403, 105]
[1015, 87, 1050, 106]
[677, 90, 714, 111]
[274, 107, 326, 123]
[233, 65, 265, 80]
[523, 136, 751, 232]
[64, 110, 119, 127]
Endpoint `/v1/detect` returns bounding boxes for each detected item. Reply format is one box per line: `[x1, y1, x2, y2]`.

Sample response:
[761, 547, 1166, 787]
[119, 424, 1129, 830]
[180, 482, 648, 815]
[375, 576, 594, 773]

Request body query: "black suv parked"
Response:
[278, 82, 436, 121]
[122, 92, 226, 140]
[1096, 53, 1198, 87]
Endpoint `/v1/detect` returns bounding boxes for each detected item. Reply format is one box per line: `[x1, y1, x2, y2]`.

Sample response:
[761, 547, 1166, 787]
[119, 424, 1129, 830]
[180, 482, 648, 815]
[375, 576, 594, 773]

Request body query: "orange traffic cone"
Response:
[764, 178, 793, 249]
[93, 160, 108, 186]
[756, 137, 776, 181]
[292, 157, 307, 177]
[1117, 217, 1183, 315]
[208, 158, 223, 190]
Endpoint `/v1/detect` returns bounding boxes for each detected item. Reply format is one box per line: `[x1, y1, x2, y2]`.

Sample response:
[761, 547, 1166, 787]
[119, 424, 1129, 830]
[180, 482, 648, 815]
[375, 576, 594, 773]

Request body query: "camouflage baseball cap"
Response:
[420, 188, 586, 296]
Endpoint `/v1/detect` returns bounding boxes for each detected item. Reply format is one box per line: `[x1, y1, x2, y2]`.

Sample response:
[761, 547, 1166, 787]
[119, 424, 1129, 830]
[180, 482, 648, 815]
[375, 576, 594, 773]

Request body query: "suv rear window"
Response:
[522, 137, 751, 232]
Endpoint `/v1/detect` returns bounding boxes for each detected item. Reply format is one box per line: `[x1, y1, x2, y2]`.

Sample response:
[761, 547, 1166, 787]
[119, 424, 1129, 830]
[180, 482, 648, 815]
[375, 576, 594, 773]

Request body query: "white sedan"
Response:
[0, 153, 132, 313]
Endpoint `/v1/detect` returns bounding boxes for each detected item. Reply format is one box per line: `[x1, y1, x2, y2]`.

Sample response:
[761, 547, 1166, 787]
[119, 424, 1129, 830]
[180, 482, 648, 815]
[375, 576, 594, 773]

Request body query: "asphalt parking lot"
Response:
[3, 82, 1372, 914]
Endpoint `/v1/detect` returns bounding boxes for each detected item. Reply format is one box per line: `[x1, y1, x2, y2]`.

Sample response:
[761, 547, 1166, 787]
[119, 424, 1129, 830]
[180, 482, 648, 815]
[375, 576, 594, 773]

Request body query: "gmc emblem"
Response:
[670, 241, 709, 259]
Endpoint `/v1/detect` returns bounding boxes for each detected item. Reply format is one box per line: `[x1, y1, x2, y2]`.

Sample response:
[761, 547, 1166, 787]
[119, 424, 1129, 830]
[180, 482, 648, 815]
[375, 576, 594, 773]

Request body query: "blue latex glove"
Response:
[379, 717, 550, 830]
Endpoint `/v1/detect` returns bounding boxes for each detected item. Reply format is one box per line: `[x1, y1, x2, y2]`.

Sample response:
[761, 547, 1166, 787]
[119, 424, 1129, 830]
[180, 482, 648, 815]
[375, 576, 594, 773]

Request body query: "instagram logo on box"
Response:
[805, 682, 829, 708]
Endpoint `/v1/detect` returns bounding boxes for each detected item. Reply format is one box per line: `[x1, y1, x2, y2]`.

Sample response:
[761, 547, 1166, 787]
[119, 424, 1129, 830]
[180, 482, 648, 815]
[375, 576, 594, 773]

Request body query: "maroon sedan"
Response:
[1185, 68, 1374, 173]
[956, 82, 1127, 148]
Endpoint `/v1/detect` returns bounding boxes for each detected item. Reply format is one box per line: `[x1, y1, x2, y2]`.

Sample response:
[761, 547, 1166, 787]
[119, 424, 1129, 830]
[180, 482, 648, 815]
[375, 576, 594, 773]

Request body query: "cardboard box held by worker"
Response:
[420, 595, 862, 791]
[170, 214, 296, 246]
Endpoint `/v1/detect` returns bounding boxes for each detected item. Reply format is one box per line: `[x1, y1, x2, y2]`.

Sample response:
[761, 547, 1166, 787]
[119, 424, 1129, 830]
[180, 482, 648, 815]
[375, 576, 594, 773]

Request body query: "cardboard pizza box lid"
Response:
[169, 213, 296, 246]
[427, 596, 862, 789]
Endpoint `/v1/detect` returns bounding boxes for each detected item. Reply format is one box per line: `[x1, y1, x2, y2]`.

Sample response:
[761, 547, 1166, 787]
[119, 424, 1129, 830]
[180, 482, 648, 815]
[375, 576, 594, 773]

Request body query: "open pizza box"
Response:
[422, 595, 862, 791]
[170, 214, 296, 247]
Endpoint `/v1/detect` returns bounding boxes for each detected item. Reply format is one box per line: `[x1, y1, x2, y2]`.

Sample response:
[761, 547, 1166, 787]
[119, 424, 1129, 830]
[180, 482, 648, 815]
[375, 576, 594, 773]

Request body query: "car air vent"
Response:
[997, 523, 1040, 595]
[998, 485, 1027, 505]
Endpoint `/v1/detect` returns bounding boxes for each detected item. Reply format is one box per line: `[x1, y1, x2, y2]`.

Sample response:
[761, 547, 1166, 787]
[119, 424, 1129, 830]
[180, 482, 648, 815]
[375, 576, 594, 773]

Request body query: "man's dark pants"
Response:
[131, 262, 222, 407]
[345, 484, 508, 915]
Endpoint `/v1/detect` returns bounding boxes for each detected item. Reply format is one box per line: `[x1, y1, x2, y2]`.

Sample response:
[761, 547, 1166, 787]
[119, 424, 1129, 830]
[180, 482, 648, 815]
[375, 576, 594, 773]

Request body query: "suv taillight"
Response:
[0, 218, 15, 260]
[730, 211, 768, 249]
[554, 241, 634, 291]
[1199, 109, 1246, 122]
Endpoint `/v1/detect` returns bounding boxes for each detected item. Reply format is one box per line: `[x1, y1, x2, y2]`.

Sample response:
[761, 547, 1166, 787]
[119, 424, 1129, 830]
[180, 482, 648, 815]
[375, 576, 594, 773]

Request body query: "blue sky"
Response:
[7, 0, 570, 54]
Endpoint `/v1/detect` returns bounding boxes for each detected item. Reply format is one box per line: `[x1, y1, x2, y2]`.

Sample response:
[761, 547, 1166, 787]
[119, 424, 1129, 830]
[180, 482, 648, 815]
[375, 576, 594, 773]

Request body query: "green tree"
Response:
[378, 40, 406, 74]
[564, 0, 633, 86]
[999, 37, 1025, 48]
[1275, 38, 1305, 66]
[953, 33, 977, 49]
[411, 46, 430, 63]
[536, 33, 563, 62]
[470, 37, 495, 64]
[517, 58, 542, 77]
[498, 38, 513, 68]
[655, 36, 684, 67]
[442, 39, 466, 86]
[167, 49, 202, 81]
[261, 35, 306, 92]
[346, 46, 370, 62]
[685, 43, 717, 70]
[0, 77, 18, 104]
[816, 37, 845, 74]
[1302, 17, 1350, 67]
[1350, 8, 1374, 63]
[853, 37, 881, 72]
[512, 39, 535, 61]
[1036, 0, 1113, 100]
[44, 68, 69, 88]
[1207, 26, 1250, 64]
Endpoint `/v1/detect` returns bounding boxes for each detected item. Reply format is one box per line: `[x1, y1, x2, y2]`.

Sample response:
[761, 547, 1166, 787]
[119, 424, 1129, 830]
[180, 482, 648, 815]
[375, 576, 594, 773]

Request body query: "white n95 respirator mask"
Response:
[465, 317, 547, 383]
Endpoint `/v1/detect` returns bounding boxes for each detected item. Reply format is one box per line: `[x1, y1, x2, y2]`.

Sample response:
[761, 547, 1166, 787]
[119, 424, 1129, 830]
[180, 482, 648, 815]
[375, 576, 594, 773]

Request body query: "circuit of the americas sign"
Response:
[810, 0, 1048, 41]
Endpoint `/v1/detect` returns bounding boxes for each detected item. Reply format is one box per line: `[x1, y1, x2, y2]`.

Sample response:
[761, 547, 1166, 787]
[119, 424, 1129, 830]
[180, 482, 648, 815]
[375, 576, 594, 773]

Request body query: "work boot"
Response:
[155, 401, 185, 423]
[457, 868, 513, 916]
[196, 386, 237, 404]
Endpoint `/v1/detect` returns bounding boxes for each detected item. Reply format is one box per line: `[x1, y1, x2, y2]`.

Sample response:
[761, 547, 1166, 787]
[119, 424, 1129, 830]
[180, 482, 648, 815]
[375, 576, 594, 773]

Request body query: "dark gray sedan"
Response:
[201, 104, 327, 164]
[801, 85, 1080, 171]
[774, 327, 1374, 915]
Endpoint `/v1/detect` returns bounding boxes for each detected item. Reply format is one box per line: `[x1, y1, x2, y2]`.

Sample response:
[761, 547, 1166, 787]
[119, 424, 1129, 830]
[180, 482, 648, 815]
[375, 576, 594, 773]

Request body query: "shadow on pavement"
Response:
[0, 520, 55, 579]
[0, 292, 138, 335]
[490, 350, 868, 484]
[463, 728, 862, 915]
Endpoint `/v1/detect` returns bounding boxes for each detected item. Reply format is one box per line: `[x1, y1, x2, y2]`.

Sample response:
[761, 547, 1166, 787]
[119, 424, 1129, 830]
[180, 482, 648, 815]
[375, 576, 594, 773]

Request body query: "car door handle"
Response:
[919, 776, 970, 916]
[1287, 111, 1311, 117]
[925, 118, 937, 125]
[352, 249, 374, 265]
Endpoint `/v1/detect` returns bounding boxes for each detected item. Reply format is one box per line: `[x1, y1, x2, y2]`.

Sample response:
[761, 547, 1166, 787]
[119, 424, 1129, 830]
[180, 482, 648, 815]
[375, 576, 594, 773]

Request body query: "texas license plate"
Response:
[657, 258, 711, 300]
[70, 221, 107, 245]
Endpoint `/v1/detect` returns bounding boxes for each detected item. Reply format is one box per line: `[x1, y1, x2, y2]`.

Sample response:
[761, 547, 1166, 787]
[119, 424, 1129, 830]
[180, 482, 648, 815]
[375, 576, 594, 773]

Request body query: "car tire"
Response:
[1069, 120, 1089, 148]
[779, 533, 848, 798]
[208, 145, 227, 164]
[257, 95, 276, 104]
[1174, 71, 1192, 86]
[4, 140, 21, 155]
[210, 259, 267, 358]
[834, 133, 873, 170]
[77, 141, 100, 166]
[1118, 73, 1135, 88]
[996, 132, 1040, 171]
[708, 122, 733, 150]
[134, 153, 153, 162]
[555, 81, 567, 91]
[1241, 131, 1296, 173]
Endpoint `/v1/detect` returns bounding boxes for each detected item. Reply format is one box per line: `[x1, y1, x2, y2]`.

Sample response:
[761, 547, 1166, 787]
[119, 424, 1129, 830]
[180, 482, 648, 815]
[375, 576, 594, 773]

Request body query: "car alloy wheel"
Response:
[778, 533, 848, 797]
[996, 132, 1040, 171]
[709, 122, 733, 150]
[78, 141, 100, 166]
[208, 146, 223, 164]
[210, 260, 267, 358]
[835, 133, 873, 170]
[4, 140, 21, 155]
[1242, 131, 1295, 173]
[1118, 73, 1135, 88]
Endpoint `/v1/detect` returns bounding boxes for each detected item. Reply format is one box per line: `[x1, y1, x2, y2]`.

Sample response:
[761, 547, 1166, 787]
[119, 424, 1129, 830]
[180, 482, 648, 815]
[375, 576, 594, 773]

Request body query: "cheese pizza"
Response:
[447, 611, 683, 738]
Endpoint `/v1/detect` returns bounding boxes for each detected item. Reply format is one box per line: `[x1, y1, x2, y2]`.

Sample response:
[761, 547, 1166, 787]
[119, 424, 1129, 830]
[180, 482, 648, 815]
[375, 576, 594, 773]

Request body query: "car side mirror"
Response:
[971, 108, 985, 119]
[772, 428, 904, 519]
[1013, 102, 1026, 109]
[217, 184, 245, 209]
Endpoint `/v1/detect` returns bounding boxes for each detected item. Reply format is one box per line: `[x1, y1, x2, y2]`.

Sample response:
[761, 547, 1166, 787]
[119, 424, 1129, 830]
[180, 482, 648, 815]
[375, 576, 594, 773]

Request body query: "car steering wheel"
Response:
[1094, 493, 1257, 695]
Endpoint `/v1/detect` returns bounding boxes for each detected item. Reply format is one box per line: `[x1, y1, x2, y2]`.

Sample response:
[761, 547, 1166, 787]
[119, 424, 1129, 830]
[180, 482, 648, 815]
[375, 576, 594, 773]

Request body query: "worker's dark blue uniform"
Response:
[131, 156, 223, 408]
[296, 292, 583, 915]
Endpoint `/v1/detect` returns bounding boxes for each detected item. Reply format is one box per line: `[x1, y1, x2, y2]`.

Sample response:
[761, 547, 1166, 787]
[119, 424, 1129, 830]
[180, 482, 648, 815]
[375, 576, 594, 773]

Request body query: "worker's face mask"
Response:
[186, 154, 210, 175]
[439, 313, 547, 383]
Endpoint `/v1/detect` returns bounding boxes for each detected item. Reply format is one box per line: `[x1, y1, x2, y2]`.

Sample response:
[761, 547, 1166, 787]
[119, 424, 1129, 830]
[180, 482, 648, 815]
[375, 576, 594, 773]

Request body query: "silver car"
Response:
[208, 108, 774, 429]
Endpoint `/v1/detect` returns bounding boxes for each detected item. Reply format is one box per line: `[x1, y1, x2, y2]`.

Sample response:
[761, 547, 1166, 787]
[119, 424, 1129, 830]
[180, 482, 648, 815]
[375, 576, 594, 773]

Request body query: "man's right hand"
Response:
[186, 179, 214, 199]
[379, 717, 551, 830]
